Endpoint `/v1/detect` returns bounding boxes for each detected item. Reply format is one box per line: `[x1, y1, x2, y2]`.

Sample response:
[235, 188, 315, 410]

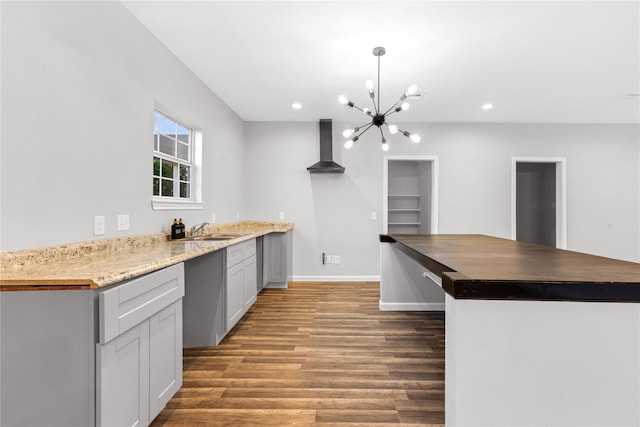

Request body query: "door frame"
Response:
[383, 155, 439, 234]
[511, 156, 567, 249]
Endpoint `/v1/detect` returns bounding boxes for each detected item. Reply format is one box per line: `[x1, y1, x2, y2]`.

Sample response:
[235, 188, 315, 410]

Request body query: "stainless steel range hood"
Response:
[307, 119, 345, 173]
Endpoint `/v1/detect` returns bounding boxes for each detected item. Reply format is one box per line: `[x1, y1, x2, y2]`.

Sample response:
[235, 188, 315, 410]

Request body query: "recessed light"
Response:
[292, 102, 302, 110]
[482, 103, 494, 110]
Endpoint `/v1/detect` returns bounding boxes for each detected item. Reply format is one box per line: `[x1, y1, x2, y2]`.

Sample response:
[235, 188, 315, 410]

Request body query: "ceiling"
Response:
[121, 1, 639, 124]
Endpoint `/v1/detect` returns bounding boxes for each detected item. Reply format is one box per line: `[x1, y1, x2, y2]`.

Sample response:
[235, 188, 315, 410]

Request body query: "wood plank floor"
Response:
[151, 282, 445, 426]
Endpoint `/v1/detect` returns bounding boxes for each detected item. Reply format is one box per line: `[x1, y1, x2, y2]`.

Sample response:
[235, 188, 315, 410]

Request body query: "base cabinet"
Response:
[263, 231, 292, 288]
[97, 263, 184, 427]
[226, 261, 245, 329]
[97, 321, 150, 427]
[149, 302, 183, 421]
[225, 239, 257, 332]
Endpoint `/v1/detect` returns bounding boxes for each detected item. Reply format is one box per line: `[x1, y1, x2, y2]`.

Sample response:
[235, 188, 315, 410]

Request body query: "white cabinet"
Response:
[225, 239, 256, 332]
[97, 263, 184, 427]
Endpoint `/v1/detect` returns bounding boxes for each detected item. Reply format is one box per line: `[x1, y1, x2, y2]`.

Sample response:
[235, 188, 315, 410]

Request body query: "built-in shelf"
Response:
[388, 195, 421, 198]
[388, 209, 421, 213]
[389, 222, 421, 226]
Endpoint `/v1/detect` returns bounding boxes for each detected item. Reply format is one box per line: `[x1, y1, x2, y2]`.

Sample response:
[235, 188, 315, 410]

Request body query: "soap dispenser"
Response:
[178, 218, 186, 239]
[171, 219, 179, 240]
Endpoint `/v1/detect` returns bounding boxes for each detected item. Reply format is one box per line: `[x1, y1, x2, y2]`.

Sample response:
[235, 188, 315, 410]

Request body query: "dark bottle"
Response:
[171, 219, 179, 240]
[178, 218, 186, 239]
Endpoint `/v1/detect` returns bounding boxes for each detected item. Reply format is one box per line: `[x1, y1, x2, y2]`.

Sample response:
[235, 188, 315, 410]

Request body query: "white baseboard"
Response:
[291, 275, 381, 282]
[379, 301, 445, 311]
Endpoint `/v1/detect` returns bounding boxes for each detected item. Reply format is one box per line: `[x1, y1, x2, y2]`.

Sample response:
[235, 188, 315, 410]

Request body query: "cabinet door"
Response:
[97, 322, 149, 427]
[243, 256, 257, 309]
[226, 262, 244, 331]
[149, 301, 183, 422]
[266, 233, 286, 284]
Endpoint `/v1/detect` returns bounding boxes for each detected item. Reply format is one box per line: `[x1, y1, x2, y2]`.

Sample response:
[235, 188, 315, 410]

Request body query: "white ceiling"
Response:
[121, 1, 639, 124]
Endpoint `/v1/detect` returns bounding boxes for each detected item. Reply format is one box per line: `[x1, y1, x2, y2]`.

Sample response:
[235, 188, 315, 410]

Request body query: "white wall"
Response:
[0, 2, 244, 251]
[244, 121, 640, 278]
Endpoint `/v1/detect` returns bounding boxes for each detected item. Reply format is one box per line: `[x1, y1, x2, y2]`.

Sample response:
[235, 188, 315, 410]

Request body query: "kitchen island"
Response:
[381, 234, 640, 426]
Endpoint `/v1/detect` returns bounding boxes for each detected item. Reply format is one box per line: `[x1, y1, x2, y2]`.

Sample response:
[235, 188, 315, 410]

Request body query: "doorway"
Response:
[383, 155, 439, 235]
[511, 157, 567, 249]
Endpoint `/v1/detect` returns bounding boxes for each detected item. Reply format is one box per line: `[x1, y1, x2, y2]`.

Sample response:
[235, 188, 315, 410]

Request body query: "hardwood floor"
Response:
[151, 282, 445, 426]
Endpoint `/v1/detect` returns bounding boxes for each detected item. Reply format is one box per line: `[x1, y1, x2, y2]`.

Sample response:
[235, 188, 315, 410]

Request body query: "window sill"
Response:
[151, 198, 204, 211]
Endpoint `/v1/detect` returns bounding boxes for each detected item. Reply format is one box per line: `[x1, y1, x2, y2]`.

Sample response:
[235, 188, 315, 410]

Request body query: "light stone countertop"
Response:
[0, 221, 293, 290]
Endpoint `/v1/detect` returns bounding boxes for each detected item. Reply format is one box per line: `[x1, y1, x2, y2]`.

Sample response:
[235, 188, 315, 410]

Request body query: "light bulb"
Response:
[365, 79, 374, 90]
[344, 139, 354, 149]
[401, 102, 410, 111]
[381, 142, 390, 152]
[410, 134, 421, 143]
[343, 129, 354, 138]
[388, 124, 398, 134]
[405, 84, 418, 96]
[338, 95, 349, 105]
[362, 107, 371, 116]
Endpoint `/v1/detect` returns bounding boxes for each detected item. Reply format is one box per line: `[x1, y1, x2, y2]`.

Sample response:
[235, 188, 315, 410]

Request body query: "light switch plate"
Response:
[279, 211, 285, 220]
[332, 255, 341, 264]
[117, 214, 130, 231]
[94, 216, 105, 235]
[211, 213, 216, 223]
[371, 212, 377, 220]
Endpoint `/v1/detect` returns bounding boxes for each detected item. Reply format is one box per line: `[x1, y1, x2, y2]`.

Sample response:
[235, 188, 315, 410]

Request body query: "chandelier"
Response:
[338, 47, 421, 152]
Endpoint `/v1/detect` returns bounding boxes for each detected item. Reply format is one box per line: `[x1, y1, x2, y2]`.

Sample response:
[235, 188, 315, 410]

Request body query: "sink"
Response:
[179, 232, 249, 242]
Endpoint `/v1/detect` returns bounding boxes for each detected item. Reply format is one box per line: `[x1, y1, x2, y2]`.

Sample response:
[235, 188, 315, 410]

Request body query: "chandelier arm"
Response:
[384, 108, 402, 118]
[354, 122, 376, 138]
[379, 127, 385, 141]
[382, 99, 403, 117]
[351, 102, 373, 116]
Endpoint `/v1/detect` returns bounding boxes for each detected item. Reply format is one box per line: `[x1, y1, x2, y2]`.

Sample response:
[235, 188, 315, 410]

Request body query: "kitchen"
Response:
[1, 1, 639, 426]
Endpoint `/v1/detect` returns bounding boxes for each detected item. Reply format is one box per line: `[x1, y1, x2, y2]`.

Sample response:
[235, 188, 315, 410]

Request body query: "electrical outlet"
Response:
[117, 214, 130, 231]
[279, 211, 285, 220]
[211, 212, 216, 223]
[94, 216, 105, 235]
[236, 211, 240, 220]
[371, 212, 377, 220]
[332, 255, 341, 264]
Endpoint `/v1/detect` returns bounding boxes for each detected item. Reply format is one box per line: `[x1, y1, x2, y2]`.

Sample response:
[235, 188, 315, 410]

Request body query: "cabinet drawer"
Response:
[99, 263, 185, 344]
[226, 239, 256, 268]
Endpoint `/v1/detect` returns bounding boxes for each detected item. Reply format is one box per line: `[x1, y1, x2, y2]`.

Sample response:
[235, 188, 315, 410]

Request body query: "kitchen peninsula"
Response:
[381, 234, 640, 426]
[0, 221, 293, 427]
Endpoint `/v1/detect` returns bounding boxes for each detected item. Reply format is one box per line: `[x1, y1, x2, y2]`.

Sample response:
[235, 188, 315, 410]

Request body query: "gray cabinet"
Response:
[183, 250, 225, 347]
[149, 302, 183, 421]
[97, 263, 184, 427]
[263, 231, 292, 288]
[225, 238, 256, 332]
[97, 321, 149, 427]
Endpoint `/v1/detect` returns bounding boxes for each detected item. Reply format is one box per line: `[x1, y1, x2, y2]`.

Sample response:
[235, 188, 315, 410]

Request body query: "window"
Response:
[152, 109, 203, 210]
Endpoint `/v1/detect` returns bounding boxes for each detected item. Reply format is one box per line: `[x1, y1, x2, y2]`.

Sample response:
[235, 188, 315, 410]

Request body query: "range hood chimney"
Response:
[307, 119, 345, 173]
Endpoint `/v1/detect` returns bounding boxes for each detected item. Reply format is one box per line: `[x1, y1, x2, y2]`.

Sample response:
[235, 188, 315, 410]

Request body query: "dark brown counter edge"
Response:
[380, 234, 640, 303]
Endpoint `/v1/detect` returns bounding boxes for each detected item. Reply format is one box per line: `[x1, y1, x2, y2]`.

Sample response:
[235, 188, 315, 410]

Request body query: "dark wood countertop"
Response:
[382, 234, 640, 302]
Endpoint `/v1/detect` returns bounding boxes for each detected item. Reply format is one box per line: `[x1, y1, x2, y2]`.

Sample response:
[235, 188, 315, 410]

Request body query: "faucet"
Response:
[190, 222, 210, 236]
